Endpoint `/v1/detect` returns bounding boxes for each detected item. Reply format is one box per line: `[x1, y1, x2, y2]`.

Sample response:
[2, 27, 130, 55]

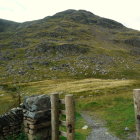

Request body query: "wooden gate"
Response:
[51, 93, 75, 140]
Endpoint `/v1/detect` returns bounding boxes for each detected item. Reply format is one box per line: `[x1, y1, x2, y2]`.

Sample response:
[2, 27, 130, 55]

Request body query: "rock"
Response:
[105, 132, 109, 135]
[24, 110, 50, 120]
[11, 108, 18, 113]
[82, 125, 88, 129]
[122, 78, 126, 80]
[23, 94, 51, 112]
[29, 121, 51, 130]
[20, 103, 24, 108]
[80, 96, 84, 98]
[0, 86, 3, 90]
[35, 42, 89, 55]
[124, 127, 129, 131]
[97, 18, 124, 29]
[61, 64, 69, 67]
[124, 38, 140, 47]
[16, 107, 22, 111]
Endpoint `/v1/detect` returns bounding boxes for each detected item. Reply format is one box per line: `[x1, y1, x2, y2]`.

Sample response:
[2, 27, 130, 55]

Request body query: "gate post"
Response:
[51, 93, 59, 140]
[133, 89, 140, 140]
[65, 94, 75, 140]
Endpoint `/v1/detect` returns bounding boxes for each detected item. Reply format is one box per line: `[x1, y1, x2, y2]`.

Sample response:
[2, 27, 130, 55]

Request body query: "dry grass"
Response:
[22, 78, 136, 96]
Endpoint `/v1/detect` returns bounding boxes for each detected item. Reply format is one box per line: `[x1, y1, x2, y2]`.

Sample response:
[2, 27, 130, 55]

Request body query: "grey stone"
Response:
[24, 110, 50, 120]
[23, 94, 51, 112]
[124, 127, 129, 131]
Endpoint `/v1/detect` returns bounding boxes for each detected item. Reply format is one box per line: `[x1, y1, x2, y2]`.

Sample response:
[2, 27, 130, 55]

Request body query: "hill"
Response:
[0, 9, 140, 83]
[0, 19, 19, 32]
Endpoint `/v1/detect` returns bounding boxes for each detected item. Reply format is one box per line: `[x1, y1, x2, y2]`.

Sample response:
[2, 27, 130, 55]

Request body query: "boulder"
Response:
[23, 94, 51, 112]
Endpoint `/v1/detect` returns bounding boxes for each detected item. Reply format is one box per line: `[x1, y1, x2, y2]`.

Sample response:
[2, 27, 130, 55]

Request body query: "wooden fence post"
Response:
[65, 94, 75, 140]
[51, 93, 59, 140]
[133, 89, 140, 140]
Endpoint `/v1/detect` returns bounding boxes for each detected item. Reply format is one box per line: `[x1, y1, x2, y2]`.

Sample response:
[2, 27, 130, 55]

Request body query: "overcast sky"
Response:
[0, 0, 140, 31]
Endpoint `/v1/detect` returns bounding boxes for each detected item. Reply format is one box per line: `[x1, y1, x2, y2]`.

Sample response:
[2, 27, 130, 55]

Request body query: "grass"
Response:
[6, 133, 28, 140]
[0, 91, 16, 114]
[18, 78, 137, 96]
[0, 78, 140, 139]
[77, 92, 136, 139]
[0, 84, 20, 114]
[60, 113, 90, 140]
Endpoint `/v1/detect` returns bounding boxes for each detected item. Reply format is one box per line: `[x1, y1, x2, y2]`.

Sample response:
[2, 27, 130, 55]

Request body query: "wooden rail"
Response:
[60, 120, 66, 126]
[59, 110, 66, 115]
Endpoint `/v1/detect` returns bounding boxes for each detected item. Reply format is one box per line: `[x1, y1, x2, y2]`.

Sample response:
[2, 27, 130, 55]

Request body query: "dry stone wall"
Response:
[23, 94, 51, 140]
[0, 107, 23, 139]
[0, 94, 52, 140]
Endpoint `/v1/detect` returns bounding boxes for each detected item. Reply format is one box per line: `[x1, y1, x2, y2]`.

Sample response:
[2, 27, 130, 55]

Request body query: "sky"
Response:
[0, 0, 140, 31]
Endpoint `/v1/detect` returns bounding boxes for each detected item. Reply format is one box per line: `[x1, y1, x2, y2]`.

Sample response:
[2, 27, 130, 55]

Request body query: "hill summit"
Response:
[0, 9, 140, 82]
[52, 9, 124, 28]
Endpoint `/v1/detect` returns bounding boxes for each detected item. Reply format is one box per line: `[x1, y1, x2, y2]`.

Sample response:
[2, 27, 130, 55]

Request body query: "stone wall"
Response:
[0, 107, 23, 139]
[0, 94, 51, 140]
[23, 94, 51, 140]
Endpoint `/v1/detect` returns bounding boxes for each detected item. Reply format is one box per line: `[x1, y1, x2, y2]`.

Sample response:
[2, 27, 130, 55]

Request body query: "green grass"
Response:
[60, 113, 90, 140]
[0, 84, 20, 114]
[77, 91, 137, 139]
[105, 98, 135, 138]
[75, 113, 90, 140]
[5, 133, 28, 140]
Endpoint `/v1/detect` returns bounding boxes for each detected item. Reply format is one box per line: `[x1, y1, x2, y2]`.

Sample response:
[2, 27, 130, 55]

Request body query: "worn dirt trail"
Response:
[81, 113, 121, 140]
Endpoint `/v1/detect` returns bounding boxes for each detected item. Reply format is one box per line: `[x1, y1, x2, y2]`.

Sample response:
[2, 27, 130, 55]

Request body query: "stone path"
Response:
[81, 113, 121, 140]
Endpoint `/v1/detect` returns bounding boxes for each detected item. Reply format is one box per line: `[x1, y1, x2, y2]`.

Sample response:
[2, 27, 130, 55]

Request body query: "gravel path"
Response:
[81, 113, 121, 140]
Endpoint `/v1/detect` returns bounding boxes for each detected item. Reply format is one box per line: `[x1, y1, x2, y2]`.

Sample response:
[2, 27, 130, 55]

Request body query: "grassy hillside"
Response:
[0, 10, 140, 83]
[0, 19, 19, 32]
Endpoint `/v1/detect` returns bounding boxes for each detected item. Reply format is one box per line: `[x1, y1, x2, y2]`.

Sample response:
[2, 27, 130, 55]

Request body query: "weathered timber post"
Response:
[133, 89, 140, 140]
[51, 93, 59, 140]
[65, 94, 75, 140]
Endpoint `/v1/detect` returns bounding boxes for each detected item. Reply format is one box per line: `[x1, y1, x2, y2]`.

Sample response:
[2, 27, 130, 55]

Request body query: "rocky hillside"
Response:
[0, 9, 140, 83]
